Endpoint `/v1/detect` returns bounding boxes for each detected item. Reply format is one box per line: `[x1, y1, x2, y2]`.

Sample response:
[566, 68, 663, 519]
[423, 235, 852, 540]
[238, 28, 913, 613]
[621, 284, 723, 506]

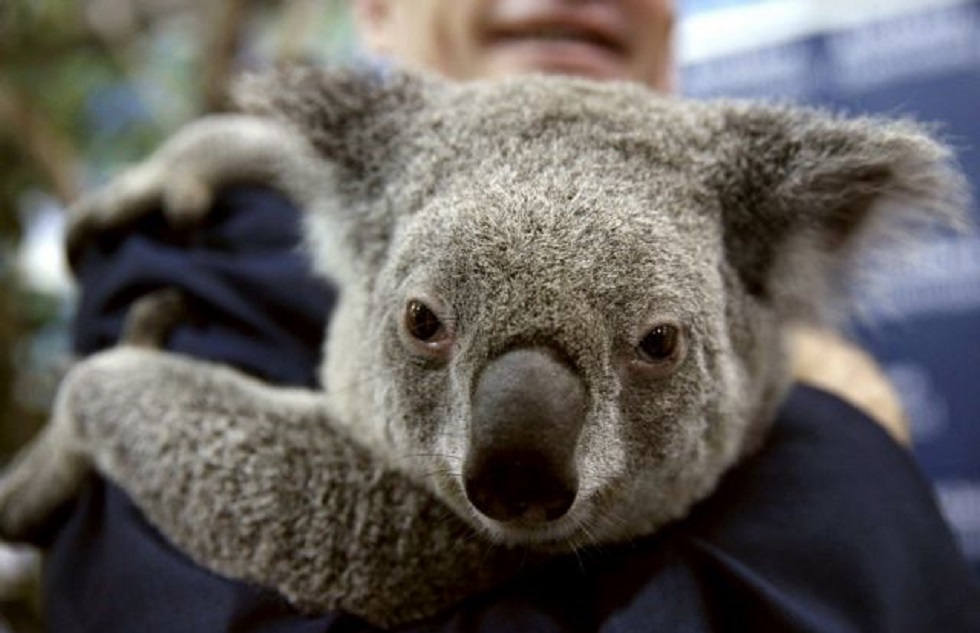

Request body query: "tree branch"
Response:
[0, 85, 82, 205]
[202, 0, 249, 113]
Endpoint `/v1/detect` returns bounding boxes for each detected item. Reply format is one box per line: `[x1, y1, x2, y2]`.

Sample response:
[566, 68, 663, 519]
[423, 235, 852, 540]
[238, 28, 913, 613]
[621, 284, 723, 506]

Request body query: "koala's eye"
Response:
[636, 324, 683, 366]
[405, 300, 447, 343]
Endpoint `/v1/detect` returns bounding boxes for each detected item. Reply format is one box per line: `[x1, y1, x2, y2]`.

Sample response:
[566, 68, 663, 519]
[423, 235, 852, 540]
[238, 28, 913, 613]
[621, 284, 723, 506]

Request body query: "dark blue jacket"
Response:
[50, 186, 980, 632]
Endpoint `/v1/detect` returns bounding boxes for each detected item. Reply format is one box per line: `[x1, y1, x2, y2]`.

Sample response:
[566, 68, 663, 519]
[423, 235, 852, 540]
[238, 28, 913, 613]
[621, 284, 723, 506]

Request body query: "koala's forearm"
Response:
[0, 392, 90, 542]
[59, 347, 528, 625]
[67, 115, 313, 260]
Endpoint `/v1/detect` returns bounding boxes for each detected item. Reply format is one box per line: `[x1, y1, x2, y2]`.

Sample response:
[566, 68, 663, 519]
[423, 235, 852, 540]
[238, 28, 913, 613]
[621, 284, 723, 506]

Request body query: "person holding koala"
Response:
[17, 0, 980, 631]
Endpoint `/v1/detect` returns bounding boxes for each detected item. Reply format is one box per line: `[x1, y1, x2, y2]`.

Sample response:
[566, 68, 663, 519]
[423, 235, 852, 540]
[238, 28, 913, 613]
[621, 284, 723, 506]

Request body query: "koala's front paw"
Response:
[0, 376, 90, 543]
[66, 114, 308, 266]
[0, 437, 86, 543]
[0, 460, 54, 542]
[67, 163, 215, 262]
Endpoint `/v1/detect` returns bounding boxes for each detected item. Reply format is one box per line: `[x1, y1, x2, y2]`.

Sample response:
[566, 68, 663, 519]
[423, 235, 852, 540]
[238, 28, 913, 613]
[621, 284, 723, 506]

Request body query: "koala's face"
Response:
[373, 177, 766, 546]
[244, 67, 962, 548]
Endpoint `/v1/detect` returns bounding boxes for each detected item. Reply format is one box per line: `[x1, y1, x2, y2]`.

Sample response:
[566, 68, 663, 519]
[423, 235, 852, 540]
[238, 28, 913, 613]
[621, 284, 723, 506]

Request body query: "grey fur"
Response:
[13, 347, 532, 624]
[65, 115, 314, 266]
[0, 65, 967, 626]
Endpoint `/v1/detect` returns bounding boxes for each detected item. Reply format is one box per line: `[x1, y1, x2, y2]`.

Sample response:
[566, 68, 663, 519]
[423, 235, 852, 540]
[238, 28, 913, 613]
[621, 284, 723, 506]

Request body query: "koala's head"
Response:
[237, 66, 964, 548]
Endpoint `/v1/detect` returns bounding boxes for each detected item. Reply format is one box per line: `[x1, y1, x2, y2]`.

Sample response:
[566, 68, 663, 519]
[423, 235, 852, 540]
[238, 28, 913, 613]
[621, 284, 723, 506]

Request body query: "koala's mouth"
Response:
[469, 500, 596, 549]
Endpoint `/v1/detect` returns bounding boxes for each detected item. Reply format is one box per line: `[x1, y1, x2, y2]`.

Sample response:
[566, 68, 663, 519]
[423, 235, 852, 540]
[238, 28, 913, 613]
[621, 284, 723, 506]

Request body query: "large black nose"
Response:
[464, 348, 586, 524]
[464, 450, 577, 522]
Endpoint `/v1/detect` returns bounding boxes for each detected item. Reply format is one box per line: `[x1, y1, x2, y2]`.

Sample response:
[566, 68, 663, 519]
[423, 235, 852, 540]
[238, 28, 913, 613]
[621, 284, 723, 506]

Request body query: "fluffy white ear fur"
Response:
[233, 65, 442, 287]
[713, 104, 968, 322]
[233, 64, 434, 182]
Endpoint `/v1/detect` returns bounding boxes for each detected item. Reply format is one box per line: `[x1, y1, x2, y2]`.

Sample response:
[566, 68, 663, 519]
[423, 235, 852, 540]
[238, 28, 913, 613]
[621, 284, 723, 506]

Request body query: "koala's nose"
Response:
[464, 347, 586, 524]
[464, 450, 578, 523]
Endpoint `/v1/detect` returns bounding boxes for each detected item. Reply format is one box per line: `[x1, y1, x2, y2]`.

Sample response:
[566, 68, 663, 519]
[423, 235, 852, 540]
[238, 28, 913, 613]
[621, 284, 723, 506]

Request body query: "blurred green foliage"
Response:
[0, 3, 354, 628]
[0, 0, 356, 450]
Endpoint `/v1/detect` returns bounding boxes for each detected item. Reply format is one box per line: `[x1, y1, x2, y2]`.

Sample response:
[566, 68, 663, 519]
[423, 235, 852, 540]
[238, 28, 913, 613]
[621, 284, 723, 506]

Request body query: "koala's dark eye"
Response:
[405, 300, 447, 342]
[637, 324, 682, 365]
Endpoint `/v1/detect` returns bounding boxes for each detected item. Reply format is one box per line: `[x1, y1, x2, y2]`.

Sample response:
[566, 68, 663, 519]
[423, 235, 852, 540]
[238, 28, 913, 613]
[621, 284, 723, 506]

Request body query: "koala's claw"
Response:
[67, 168, 216, 269]
[162, 175, 215, 229]
[66, 162, 169, 267]
[122, 288, 187, 349]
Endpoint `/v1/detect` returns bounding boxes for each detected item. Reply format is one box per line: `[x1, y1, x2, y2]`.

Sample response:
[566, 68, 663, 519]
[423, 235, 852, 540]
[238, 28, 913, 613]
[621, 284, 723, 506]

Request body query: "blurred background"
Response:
[678, 0, 980, 583]
[0, 0, 977, 630]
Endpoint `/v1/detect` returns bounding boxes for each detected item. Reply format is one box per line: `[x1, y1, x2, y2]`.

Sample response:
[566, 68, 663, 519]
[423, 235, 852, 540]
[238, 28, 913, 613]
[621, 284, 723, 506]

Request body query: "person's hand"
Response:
[788, 325, 910, 445]
[66, 115, 303, 265]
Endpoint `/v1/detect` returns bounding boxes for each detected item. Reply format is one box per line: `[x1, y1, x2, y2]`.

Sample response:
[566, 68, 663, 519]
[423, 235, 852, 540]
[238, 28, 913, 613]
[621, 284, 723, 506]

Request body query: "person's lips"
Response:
[489, 20, 626, 55]
[483, 6, 632, 78]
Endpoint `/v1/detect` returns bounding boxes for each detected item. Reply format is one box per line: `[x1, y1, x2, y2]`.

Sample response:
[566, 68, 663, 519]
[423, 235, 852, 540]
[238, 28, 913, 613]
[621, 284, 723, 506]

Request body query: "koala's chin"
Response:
[480, 515, 590, 550]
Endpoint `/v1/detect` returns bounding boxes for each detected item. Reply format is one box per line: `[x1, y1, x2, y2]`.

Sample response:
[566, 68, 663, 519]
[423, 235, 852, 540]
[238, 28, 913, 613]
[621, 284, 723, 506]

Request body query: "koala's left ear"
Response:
[232, 64, 441, 283]
[712, 104, 969, 320]
[233, 63, 434, 182]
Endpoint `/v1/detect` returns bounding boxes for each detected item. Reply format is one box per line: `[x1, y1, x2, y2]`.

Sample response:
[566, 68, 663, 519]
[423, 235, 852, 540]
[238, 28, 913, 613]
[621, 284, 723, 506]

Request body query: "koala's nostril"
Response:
[463, 451, 578, 524]
[466, 347, 586, 524]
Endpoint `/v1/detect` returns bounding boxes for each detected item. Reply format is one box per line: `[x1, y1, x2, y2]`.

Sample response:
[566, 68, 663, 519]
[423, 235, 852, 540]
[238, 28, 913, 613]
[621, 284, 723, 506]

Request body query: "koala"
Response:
[0, 66, 966, 626]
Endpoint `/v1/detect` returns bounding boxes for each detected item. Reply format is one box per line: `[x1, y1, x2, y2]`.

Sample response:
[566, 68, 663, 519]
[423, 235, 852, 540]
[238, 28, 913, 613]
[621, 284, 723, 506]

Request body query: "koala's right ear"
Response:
[708, 103, 969, 322]
[232, 65, 439, 283]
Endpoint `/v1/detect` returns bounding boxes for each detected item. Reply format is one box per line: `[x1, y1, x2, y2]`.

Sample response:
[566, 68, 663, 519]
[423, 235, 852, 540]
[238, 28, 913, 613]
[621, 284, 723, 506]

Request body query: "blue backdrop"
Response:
[680, 0, 980, 574]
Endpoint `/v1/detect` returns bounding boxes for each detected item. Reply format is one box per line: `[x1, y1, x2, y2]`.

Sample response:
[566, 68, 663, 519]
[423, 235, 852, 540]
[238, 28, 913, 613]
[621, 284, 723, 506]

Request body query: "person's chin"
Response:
[484, 41, 633, 82]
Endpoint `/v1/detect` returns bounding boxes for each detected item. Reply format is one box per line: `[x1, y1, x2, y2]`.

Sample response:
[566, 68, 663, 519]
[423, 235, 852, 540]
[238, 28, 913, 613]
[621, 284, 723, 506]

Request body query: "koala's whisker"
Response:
[480, 533, 504, 558]
[452, 525, 486, 549]
[577, 520, 605, 552]
[596, 508, 633, 535]
[400, 452, 463, 462]
[449, 523, 488, 554]
[435, 510, 474, 544]
[567, 540, 587, 574]
[385, 453, 461, 470]
[419, 468, 458, 480]
[588, 510, 639, 553]
[422, 468, 452, 479]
